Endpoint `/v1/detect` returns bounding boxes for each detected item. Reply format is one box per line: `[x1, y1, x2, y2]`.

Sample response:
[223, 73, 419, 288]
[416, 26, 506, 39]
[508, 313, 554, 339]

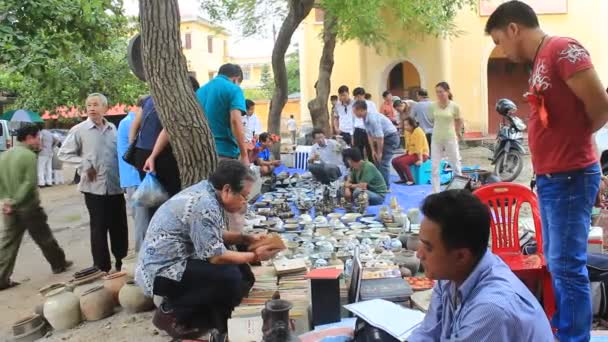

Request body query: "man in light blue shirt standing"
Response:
[409, 190, 553, 342]
[117, 108, 150, 251]
[353, 100, 399, 189]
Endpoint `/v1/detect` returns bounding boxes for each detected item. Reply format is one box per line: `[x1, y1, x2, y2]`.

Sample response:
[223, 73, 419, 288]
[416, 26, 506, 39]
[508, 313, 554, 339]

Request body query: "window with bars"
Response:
[207, 36, 213, 53]
[184, 33, 192, 49]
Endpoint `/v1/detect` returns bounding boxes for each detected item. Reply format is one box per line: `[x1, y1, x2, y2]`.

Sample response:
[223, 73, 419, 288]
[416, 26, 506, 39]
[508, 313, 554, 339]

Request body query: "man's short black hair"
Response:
[417, 89, 428, 97]
[218, 63, 244, 79]
[16, 124, 40, 142]
[338, 85, 349, 95]
[258, 132, 270, 142]
[246, 99, 255, 110]
[342, 148, 362, 162]
[330, 95, 338, 101]
[484, 1, 540, 34]
[312, 128, 325, 138]
[290, 114, 294, 118]
[209, 160, 254, 193]
[421, 190, 491, 259]
[353, 100, 367, 111]
[353, 87, 366, 97]
[382, 91, 390, 98]
[189, 76, 200, 91]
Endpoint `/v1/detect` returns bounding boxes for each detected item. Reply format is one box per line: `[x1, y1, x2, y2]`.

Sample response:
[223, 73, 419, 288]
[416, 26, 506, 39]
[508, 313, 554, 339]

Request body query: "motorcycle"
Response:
[490, 99, 527, 182]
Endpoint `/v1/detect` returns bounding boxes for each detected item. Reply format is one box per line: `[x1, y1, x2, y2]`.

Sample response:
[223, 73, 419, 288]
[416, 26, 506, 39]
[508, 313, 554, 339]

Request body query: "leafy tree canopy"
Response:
[0, 0, 127, 75]
[0, 0, 146, 112]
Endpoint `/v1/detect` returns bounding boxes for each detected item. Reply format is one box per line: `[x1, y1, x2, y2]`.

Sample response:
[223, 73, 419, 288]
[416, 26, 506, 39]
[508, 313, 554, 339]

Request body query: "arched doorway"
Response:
[487, 46, 530, 134]
[386, 61, 421, 99]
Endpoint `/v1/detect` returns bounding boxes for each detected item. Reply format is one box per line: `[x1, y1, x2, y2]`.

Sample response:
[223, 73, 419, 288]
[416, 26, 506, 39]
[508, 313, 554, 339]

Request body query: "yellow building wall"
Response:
[180, 21, 228, 84]
[250, 99, 302, 134]
[240, 64, 266, 89]
[300, 2, 608, 134]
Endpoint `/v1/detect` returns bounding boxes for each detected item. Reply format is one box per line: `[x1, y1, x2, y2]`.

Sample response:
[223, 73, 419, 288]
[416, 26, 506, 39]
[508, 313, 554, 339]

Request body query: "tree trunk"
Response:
[307, 12, 337, 134]
[267, 0, 314, 136]
[139, 0, 217, 187]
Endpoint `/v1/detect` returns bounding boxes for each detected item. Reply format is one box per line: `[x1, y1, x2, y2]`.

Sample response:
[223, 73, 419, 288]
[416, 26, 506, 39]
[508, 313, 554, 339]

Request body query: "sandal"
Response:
[406, 182, 414, 186]
[0, 280, 20, 291]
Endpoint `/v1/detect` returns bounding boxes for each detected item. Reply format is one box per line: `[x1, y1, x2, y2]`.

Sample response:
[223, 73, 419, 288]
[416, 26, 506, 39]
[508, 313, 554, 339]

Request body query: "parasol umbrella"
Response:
[1, 109, 44, 123]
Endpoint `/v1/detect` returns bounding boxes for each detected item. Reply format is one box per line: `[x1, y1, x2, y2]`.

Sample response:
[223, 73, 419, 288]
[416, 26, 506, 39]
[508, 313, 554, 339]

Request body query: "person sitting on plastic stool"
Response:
[255, 133, 281, 176]
[392, 117, 430, 185]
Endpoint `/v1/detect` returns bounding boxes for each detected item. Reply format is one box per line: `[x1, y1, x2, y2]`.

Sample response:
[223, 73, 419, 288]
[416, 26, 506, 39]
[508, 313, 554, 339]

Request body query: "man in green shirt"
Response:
[0, 125, 71, 290]
[343, 148, 387, 205]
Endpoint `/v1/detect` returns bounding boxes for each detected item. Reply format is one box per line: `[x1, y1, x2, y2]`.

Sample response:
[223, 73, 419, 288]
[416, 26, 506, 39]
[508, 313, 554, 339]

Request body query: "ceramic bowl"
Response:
[284, 223, 299, 231]
[254, 201, 269, 208]
[387, 227, 402, 235]
[285, 218, 299, 225]
[342, 213, 362, 223]
[314, 216, 329, 225]
[385, 222, 403, 228]
[349, 223, 367, 230]
[327, 213, 342, 220]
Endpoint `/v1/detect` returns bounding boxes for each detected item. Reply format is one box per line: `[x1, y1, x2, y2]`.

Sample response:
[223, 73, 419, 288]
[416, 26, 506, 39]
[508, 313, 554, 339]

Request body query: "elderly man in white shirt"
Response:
[59, 93, 128, 273]
[308, 128, 346, 184]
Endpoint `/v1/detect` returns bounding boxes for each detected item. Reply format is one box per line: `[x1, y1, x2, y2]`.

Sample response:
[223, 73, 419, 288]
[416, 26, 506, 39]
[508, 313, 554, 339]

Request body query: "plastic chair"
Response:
[473, 182, 556, 322]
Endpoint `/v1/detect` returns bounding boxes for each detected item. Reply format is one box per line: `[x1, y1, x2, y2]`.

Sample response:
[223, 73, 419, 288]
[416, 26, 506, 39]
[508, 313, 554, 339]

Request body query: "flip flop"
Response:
[0, 280, 20, 291]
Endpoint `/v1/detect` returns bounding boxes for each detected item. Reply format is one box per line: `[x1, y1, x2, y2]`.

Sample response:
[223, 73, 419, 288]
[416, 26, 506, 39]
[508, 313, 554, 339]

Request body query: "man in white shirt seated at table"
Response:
[308, 128, 346, 184]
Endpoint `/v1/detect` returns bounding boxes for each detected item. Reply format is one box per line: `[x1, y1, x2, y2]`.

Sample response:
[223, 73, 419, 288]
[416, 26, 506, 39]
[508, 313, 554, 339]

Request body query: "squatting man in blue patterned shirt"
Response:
[408, 190, 553, 341]
[135, 160, 283, 339]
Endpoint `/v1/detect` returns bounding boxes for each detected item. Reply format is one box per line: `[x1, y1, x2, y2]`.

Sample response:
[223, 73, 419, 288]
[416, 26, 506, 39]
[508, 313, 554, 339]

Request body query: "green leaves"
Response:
[0, 38, 148, 112]
[0, 0, 127, 74]
[320, 0, 475, 52]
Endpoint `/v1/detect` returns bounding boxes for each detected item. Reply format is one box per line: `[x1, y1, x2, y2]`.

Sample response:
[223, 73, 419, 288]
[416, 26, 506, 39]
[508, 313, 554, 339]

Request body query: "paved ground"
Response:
[0, 146, 533, 341]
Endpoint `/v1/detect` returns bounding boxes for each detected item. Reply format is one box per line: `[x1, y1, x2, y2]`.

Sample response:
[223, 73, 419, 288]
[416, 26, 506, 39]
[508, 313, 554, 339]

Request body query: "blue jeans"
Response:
[379, 133, 400, 189]
[536, 163, 600, 342]
[353, 188, 385, 206]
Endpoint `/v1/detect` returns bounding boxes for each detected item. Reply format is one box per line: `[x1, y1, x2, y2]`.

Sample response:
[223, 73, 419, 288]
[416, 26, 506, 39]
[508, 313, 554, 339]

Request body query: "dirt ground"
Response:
[0, 146, 533, 341]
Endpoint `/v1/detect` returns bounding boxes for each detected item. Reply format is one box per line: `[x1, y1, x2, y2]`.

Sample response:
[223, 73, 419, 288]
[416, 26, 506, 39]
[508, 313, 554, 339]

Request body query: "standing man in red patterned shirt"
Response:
[485, 1, 608, 341]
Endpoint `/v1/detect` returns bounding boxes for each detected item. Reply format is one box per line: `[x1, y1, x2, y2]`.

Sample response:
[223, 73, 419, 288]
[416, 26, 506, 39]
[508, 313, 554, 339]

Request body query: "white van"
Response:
[0, 120, 10, 152]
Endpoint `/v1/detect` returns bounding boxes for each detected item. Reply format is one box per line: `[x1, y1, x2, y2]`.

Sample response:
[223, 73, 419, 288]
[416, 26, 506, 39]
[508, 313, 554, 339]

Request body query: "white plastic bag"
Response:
[132, 172, 169, 207]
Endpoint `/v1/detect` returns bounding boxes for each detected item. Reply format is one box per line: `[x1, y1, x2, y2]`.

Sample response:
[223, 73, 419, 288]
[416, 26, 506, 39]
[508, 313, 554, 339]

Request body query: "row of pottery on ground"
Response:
[38, 270, 153, 332]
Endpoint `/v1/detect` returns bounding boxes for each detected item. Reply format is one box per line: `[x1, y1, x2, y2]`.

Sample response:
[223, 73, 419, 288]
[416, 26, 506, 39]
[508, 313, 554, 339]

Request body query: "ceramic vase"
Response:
[43, 288, 81, 331]
[407, 208, 421, 225]
[80, 285, 115, 321]
[396, 250, 420, 275]
[398, 231, 411, 247]
[122, 253, 138, 279]
[406, 233, 421, 252]
[118, 281, 154, 313]
[103, 271, 127, 304]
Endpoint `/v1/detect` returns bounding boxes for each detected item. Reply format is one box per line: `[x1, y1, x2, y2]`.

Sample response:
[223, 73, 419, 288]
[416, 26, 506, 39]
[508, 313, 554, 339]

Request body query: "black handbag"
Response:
[122, 138, 137, 166]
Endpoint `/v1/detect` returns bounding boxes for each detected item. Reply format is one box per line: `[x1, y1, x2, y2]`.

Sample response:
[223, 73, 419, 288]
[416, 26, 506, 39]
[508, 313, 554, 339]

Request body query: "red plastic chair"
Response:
[473, 182, 556, 322]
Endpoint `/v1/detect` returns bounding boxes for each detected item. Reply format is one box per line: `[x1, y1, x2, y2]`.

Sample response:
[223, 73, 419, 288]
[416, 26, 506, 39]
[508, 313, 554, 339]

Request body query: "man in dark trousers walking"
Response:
[0, 125, 72, 290]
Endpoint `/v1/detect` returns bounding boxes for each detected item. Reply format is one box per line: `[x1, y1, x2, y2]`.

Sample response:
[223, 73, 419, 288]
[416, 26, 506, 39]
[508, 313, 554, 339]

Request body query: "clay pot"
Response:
[118, 281, 154, 313]
[12, 314, 47, 342]
[406, 233, 421, 252]
[43, 288, 81, 331]
[39, 283, 67, 297]
[394, 250, 420, 275]
[12, 314, 44, 336]
[398, 231, 411, 247]
[400, 267, 412, 278]
[103, 271, 127, 304]
[73, 279, 104, 298]
[122, 254, 138, 279]
[80, 285, 115, 321]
